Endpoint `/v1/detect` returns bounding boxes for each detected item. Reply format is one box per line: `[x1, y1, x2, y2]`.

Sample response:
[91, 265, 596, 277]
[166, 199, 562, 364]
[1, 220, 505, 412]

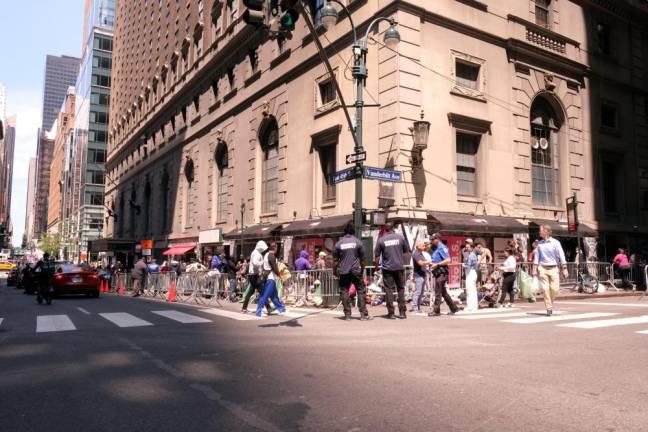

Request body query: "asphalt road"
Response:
[1, 281, 647, 432]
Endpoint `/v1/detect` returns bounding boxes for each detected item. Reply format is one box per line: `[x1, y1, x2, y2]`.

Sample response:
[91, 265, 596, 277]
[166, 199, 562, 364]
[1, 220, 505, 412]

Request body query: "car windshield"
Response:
[61, 264, 94, 273]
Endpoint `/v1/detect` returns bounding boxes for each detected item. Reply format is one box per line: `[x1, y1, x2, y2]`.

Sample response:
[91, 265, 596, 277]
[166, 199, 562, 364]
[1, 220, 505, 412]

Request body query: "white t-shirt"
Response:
[263, 253, 277, 281]
[502, 256, 517, 273]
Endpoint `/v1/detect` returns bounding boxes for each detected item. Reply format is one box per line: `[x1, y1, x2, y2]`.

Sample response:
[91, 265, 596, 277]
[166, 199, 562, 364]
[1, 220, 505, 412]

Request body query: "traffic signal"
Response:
[279, 0, 299, 32]
[243, 0, 268, 27]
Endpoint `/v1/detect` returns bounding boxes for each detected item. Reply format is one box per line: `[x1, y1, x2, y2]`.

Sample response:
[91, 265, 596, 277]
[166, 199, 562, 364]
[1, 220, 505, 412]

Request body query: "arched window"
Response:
[161, 170, 170, 233]
[261, 119, 279, 214]
[144, 179, 151, 236]
[216, 144, 229, 221]
[530, 97, 561, 206]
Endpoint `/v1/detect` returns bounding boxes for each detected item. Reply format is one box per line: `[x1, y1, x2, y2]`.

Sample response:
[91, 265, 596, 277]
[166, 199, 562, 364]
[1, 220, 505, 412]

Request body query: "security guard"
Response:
[374, 222, 410, 319]
[333, 222, 371, 321]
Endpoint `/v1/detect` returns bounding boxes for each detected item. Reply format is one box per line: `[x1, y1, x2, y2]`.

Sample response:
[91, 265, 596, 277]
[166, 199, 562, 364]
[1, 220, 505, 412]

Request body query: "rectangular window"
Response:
[319, 80, 336, 106]
[319, 145, 337, 202]
[531, 126, 559, 206]
[456, 61, 480, 90]
[597, 23, 611, 55]
[217, 171, 228, 221]
[91, 74, 111, 87]
[86, 170, 105, 185]
[602, 161, 619, 214]
[90, 93, 110, 106]
[85, 192, 104, 206]
[90, 111, 108, 124]
[88, 149, 106, 163]
[262, 146, 279, 213]
[601, 103, 618, 129]
[456, 132, 480, 197]
[535, 0, 550, 28]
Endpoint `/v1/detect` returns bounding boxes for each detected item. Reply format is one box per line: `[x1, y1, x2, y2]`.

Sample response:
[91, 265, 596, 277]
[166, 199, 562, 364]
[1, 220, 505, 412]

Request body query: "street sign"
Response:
[330, 167, 357, 185]
[566, 194, 579, 234]
[345, 151, 367, 164]
[363, 166, 402, 182]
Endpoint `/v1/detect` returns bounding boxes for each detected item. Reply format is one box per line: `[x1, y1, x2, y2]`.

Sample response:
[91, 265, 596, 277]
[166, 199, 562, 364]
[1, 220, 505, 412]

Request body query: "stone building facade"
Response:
[105, 0, 648, 264]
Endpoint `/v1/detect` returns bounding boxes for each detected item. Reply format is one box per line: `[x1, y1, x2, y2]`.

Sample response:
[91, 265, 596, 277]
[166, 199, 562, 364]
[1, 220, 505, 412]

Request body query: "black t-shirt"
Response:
[374, 231, 409, 271]
[412, 250, 428, 278]
[334, 235, 364, 275]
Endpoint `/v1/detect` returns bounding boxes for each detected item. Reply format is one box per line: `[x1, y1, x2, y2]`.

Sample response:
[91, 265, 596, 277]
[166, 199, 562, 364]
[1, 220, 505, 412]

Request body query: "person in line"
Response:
[477, 242, 493, 285]
[333, 222, 371, 321]
[315, 251, 327, 270]
[295, 250, 311, 271]
[374, 223, 410, 319]
[224, 253, 238, 299]
[463, 242, 479, 312]
[255, 243, 286, 317]
[499, 247, 517, 308]
[612, 248, 632, 289]
[242, 241, 272, 314]
[410, 240, 431, 314]
[131, 256, 148, 297]
[147, 258, 160, 273]
[532, 225, 569, 316]
[428, 233, 459, 316]
[461, 238, 474, 282]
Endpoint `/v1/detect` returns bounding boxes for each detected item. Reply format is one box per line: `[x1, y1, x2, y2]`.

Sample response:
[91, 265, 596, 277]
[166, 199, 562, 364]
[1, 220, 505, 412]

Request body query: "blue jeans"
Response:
[255, 279, 286, 317]
[412, 274, 427, 311]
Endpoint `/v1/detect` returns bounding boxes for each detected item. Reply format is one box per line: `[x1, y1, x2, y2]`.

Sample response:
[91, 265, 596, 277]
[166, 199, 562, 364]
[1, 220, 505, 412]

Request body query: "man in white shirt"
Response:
[532, 225, 569, 316]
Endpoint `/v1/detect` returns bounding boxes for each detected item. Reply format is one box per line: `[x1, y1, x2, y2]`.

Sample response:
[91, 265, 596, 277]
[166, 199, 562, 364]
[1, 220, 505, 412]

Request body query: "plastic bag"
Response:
[531, 276, 540, 295]
[517, 271, 536, 302]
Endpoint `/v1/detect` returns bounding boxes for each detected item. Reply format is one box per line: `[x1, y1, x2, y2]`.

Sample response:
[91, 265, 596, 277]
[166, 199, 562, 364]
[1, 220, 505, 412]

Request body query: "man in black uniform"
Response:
[333, 222, 372, 321]
[374, 223, 410, 319]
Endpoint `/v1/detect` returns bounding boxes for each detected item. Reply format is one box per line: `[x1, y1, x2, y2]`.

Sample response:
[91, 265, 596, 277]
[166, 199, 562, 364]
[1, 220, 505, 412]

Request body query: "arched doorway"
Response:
[530, 95, 564, 207]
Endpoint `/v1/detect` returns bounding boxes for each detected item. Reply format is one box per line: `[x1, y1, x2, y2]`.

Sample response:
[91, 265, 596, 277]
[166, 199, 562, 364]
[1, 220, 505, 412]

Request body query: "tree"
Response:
[40, 233, 61, 257]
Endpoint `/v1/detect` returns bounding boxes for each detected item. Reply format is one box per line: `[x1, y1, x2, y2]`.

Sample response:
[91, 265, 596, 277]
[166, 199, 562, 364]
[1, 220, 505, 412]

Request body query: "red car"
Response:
[52, 264, 101, 298]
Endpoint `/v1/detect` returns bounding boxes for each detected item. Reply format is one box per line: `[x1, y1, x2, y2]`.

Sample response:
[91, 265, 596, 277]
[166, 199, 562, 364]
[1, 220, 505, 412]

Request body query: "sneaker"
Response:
[448, 310, 458, 316]
[360, 315, 373, 321]
[387, 314, 397, 320]
[546, 309, 553, 317]
[343, 315, 352, 321]
[398, 312, 407, 319]
[428, 311, 441, 317]
[241, 308, 249, 314]
[278, 310, 286, 316]
[505, 303, 512, 308]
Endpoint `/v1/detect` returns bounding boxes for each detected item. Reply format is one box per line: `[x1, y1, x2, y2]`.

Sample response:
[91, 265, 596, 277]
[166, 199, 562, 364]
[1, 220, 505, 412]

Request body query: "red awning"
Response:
[162, 245, 196, 256]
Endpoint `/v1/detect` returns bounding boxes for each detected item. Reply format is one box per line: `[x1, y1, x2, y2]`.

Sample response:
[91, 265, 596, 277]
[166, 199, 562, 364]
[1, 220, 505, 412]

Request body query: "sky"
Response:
[0, 0, 85, 247]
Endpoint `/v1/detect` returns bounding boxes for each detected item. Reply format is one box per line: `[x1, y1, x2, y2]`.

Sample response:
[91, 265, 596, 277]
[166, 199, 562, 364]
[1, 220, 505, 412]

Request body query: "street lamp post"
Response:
[318, 1, 400, 236]
[240, 199, 245, 257]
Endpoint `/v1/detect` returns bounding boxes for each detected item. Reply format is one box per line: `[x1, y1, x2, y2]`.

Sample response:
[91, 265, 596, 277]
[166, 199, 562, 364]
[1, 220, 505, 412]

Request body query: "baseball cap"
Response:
[430, 232, 442, 241]
[319, 251, 327, 257]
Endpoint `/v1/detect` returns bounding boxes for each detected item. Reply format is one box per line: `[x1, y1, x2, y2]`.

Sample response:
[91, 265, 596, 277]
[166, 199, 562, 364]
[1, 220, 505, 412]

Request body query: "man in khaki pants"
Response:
[532, 225, 569, 316]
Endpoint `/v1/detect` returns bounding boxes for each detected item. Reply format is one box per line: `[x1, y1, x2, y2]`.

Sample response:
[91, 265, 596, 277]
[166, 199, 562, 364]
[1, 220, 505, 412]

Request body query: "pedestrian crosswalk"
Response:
[2, 304, 648, 335]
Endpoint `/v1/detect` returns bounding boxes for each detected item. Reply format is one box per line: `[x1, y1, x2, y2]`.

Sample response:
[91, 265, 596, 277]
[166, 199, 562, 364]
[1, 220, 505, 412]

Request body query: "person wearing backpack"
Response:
[255, 243, 286, 317]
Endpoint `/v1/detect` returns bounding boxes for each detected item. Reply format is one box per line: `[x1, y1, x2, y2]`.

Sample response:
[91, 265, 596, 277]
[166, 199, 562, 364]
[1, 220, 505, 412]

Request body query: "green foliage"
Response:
[40, 233, 61, 257]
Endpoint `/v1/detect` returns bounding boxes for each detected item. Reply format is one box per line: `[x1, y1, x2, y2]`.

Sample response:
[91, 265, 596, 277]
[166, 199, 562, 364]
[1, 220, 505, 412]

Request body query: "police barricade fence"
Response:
[282, 269, 339, 307]
[515, 261, 614, 295]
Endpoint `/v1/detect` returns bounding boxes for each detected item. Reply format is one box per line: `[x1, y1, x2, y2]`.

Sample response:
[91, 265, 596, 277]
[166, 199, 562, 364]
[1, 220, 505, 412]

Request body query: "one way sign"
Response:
[345, 151, 367, 164]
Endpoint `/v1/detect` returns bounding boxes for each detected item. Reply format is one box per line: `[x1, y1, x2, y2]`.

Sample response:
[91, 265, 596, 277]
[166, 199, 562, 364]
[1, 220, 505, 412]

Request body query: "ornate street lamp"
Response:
[410, 111, 430, 167]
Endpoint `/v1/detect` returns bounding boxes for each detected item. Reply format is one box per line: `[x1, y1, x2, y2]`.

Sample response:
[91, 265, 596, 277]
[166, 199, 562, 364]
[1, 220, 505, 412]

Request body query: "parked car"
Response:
[52, 264, 101, 298]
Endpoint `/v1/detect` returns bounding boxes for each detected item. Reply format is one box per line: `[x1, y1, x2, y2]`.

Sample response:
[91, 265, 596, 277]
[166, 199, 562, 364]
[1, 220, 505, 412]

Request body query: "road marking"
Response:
[36, 315, 77, 333]
[558, 315, 648, 329]
[0, 318, 3, 327]
[502, 312, 618, 324]
[636, 330, 648, 335]
[456, 308, 522, 316]
[152, 310, 212, 323]
[558, 301, 648, 308]
[199, 308, 264, 321]
[76, 307, 91, 315]
[99, 312, 153, 328]
[456, 312, 529, 320]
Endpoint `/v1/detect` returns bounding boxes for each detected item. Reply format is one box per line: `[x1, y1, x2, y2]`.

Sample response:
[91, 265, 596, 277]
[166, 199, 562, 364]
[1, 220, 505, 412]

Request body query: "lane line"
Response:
[76, 307, 91, 315]
[36, 315, 77, 333]
[502, 312, 618, 324]
[199, 308, 264, 321]
[99, 312, 153, 328]
[0, 317, 3, 327]
[557, 301, 648, 308]
[456, 312, 529, 320]
[152, 310, 212, 323]
[558, 315, 648, 329]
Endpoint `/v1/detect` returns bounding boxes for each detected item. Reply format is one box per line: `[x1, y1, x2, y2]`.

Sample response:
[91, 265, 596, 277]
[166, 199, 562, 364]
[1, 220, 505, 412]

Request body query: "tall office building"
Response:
[0, 83, 6, 121]
[25, 157, 37, 246]
[0, 116, 16, 247]
[33, 129, 54, 240]
[41, 55, 80, 132]
[63, 0, 113, 262]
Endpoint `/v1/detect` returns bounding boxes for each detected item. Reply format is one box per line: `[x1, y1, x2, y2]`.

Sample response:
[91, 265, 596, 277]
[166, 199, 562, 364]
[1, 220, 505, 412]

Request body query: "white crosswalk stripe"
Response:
[99, 312, 153, 328]
[199, 308, 263, 321]
[456, 312, 529, 320]
[636, 330, 648, 335]
[152, 310, 212, 323]
[36, 315, 76, 333]
[558, 315, 648, 329]
[0, 317, 3, 327]
[502, 312, 618, 324]
[456, 308, 522, 316]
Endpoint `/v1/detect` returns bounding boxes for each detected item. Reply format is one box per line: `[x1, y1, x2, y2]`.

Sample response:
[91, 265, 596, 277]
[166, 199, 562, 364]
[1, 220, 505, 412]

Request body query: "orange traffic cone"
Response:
[118, 278, 125, 295]
[101, 280, 106, 293]
[167, 280, 177, 302]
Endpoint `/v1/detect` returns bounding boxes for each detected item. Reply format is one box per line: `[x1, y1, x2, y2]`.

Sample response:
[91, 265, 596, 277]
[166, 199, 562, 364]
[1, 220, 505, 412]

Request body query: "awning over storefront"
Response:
[88, 238, 135, 253]
[281, 214, 352, 237]
[224, 223, 283, 240]
[528, 219, 597, 237]
[427, 211, 527, 235]
[162, 244, 196, 256]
